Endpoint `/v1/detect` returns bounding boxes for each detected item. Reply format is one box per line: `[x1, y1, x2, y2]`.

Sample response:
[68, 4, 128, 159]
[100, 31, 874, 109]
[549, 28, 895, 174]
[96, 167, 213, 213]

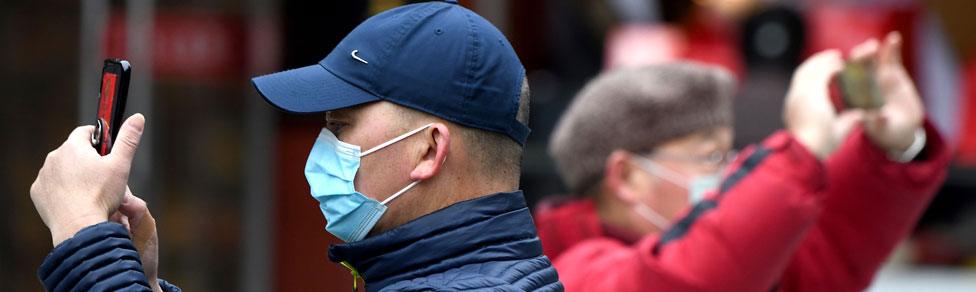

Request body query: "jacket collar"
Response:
[328, 191, 542, 289]
[534, 197, 642, 260]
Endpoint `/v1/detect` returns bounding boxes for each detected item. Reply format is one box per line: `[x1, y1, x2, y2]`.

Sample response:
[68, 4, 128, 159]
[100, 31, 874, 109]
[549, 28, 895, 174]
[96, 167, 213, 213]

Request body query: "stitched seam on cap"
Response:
[376, 3, 444, 94]
[462, 9, 480, 121]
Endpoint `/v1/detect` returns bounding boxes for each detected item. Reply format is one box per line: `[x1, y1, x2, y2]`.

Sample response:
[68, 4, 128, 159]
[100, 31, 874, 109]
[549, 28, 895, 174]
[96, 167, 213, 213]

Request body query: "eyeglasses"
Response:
[645, 149, 738, 168]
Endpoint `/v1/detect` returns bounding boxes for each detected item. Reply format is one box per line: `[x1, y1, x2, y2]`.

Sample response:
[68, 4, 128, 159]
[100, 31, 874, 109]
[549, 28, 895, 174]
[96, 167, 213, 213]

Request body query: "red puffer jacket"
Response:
[537, 123, 950, 292]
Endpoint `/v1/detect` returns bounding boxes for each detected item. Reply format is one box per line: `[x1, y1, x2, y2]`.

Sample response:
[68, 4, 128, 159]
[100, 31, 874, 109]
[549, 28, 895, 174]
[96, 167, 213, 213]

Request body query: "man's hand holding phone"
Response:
[30, 114, 145, 246]
[852, 32, 926, 158]
[784, 49, 858, 159]
[786, 31, 925, 161]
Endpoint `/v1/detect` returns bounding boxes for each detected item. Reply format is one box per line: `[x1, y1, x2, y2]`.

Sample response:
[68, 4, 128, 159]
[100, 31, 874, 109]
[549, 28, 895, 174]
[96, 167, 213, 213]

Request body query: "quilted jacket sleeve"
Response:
[777, 121, 951, 291]
[37, 221, 181, 292]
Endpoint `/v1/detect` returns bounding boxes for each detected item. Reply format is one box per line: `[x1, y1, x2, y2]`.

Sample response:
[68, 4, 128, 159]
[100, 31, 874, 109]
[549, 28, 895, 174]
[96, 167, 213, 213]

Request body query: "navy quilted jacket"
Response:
[328, 191, 564, 291]
[37, 222, 181, 292]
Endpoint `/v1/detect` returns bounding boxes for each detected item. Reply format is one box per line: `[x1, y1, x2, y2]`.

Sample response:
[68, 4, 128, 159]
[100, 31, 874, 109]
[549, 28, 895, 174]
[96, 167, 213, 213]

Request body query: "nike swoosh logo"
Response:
[351, 50, 368, 64]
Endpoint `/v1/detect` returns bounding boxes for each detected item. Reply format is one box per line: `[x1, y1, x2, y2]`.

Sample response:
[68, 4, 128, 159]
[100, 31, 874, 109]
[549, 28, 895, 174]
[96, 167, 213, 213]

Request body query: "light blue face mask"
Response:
[688, 174, 722, 204]
[304, 124, 432, 242]
[631, 156, 723, 230]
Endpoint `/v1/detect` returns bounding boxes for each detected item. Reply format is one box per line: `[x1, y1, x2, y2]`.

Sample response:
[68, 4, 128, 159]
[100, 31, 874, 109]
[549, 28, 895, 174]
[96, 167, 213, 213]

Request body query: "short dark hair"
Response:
[459, 76, 530, 185]
[396, 77, 530, 186]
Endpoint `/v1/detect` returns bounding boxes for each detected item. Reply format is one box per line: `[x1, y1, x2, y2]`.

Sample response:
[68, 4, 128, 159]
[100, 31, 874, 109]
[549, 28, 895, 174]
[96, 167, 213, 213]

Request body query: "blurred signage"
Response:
[104, 10, 246, 81]
[805, 5, 918, 73]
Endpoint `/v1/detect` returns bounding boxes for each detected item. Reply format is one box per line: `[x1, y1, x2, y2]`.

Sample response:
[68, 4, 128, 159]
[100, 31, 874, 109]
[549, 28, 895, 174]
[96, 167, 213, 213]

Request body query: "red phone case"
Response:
[92, 59, 130, 156]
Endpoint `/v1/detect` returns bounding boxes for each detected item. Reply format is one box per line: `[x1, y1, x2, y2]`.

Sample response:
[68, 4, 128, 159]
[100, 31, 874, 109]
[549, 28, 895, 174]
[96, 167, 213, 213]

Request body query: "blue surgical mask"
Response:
[305, 124, 432, 242]
[631, 156, 723, 229]
[688, 174, 722, 204]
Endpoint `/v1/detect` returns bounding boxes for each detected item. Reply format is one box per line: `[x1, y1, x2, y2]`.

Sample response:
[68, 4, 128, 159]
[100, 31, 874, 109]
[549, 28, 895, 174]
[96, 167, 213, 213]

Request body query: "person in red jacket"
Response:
[539, 31, 950, 291]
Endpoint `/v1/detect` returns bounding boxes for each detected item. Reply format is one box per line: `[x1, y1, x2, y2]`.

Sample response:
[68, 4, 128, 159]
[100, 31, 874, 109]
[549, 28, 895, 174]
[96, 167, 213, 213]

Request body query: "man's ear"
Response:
[604, 150, 642, 204]
[410, 123, 450, 180]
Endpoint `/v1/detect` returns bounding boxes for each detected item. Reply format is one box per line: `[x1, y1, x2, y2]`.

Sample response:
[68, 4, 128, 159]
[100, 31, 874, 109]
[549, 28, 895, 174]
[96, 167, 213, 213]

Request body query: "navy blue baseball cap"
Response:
[252, 0, 529, 145]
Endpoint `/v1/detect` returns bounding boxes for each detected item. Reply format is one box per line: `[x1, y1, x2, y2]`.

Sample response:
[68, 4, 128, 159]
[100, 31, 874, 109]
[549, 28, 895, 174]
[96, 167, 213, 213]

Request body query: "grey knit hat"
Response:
[548, 61, 735, 195]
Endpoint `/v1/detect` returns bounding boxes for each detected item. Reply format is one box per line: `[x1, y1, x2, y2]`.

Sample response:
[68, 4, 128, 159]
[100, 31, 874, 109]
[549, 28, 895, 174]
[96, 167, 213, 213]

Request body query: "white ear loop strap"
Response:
[360, 123, 434, 157]
[632, 156, 690, 187]
[381, 180, 421, 205]
[361, 123, 438, 205]
[378, 155, 447, 205]
[633, 203, 671, 230]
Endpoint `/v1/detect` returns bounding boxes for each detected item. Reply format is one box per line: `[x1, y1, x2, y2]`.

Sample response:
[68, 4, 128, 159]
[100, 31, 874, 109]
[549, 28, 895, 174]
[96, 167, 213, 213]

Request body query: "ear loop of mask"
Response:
[355, 123, 435, 205]
[359, 123, 434, 156]
[632, 155, 690, 188]
[633, 203, 671, 230]
[630, 156, 689, 230]
[382, 155, 448, 205]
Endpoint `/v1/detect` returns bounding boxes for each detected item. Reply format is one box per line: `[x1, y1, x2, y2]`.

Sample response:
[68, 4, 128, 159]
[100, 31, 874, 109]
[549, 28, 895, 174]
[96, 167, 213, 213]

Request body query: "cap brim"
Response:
[251, 64, 380, 114]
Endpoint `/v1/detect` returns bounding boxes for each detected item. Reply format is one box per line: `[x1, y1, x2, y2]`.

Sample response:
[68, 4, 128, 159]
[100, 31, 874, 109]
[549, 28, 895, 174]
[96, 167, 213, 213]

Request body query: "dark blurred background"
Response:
[2, 0, 976, 291]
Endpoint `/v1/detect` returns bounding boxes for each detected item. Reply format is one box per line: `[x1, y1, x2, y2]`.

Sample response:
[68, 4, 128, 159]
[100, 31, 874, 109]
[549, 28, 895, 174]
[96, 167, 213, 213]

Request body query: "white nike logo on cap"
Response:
[351, 50, 368, 64]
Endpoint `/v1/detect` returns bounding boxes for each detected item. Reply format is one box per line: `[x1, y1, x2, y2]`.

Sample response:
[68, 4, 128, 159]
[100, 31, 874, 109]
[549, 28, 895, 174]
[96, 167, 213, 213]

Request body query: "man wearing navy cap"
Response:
[28, 1, 562, 291]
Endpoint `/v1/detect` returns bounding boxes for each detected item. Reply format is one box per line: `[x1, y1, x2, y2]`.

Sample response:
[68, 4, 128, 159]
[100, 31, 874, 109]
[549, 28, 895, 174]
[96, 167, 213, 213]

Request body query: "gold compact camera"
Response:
[837, 59, 884, 109]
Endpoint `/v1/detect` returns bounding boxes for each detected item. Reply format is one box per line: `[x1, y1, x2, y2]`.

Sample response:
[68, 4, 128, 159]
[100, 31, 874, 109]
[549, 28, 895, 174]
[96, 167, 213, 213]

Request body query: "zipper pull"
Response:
[340, 261, 362, 292]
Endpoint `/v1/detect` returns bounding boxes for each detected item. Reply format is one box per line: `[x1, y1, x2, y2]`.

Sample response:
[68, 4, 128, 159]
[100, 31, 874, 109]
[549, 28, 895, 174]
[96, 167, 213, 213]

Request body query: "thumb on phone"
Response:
[110, 113, 145, 166]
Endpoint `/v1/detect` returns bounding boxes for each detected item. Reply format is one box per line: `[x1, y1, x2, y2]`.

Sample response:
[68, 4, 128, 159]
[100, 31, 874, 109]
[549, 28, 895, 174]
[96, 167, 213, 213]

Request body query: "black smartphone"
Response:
[91, 59, 131, 156]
